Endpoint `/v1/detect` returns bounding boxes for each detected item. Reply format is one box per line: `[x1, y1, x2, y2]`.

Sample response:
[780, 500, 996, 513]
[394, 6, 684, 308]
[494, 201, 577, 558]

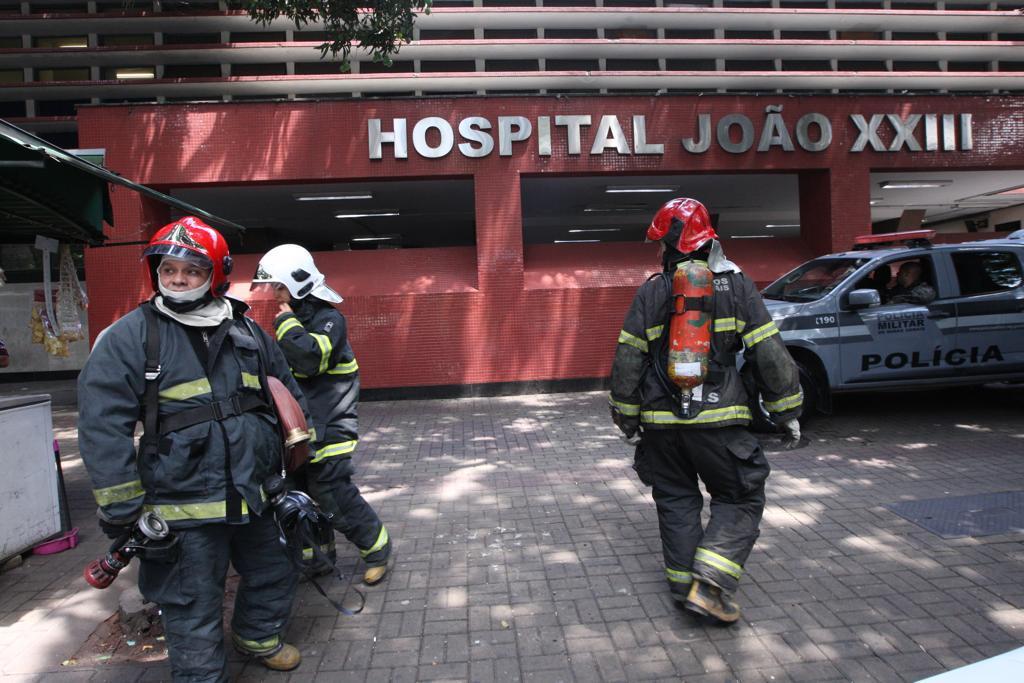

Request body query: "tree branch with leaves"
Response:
[244, 0, 432, 67]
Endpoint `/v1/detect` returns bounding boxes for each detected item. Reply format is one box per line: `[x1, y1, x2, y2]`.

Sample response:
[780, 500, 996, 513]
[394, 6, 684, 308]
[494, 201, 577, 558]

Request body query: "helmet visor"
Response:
[143, 244, 213, 270]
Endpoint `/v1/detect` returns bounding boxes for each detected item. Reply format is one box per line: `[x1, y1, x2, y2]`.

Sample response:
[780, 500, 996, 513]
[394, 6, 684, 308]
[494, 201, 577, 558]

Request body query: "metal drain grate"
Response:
[887, 491, 1024, 538]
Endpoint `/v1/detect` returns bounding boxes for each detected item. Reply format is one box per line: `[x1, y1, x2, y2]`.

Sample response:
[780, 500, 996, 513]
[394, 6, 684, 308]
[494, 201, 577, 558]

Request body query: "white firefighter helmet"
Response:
[252, 244, 343, 303]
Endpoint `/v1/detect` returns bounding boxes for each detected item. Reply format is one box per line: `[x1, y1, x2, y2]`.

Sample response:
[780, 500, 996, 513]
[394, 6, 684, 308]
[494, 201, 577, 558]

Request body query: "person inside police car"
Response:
[77, 217, 309, 680]
[608, 198, 802, 625]
[251, 244, 393, 586]
[885, 261, 936, 305]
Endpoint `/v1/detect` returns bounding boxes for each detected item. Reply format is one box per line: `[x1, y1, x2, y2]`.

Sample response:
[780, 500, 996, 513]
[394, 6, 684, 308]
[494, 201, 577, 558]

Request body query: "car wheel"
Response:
[747, 362, 819, 433]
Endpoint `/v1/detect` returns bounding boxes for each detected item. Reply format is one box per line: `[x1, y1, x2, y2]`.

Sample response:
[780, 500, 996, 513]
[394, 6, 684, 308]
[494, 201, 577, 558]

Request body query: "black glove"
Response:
[610, 405, 640, 439]
[98, 518, 134, 541]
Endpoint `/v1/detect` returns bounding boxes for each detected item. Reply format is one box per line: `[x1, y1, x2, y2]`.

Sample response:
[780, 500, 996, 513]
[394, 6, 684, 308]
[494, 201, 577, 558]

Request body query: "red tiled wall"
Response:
[78, 95, 1024, 389]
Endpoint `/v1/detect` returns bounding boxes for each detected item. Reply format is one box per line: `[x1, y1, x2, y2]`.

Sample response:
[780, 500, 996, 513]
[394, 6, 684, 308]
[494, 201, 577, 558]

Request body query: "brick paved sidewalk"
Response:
[1, 385, 1023, 682]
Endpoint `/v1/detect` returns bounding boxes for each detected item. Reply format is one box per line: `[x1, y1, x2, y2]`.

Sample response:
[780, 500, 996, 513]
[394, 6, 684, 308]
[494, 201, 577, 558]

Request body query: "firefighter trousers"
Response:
[136, 512, 297, 683]
[307, 456, 391, 568]
[643, 425, 769, 595]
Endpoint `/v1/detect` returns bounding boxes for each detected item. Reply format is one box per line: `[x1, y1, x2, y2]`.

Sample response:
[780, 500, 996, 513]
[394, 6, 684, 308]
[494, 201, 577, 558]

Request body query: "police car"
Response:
[748, 229, 1024, 428]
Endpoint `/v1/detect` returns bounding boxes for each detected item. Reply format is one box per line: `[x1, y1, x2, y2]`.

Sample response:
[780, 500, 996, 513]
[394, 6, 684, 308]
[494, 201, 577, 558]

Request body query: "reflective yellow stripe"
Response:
[645, 325, 664, 341]
[361, 525, 390, 558]
[241, 372, 261, 390]
[327, 359, 359, 375]
[143, 499, 249, 522]
[617, 330, 648, 353]
[665, 567, 693, 584]
[311, 439, 358, 463]
[742, 321, 779, 348]
[93, 479, 145, 506]
[764, 391, 803, 413]
[609, 398, 640, 416]
[232, 633, 280, 656]
[275, 316, 302, 341]
[302, 540, 335, 561]
[310, 333, 333, 374]
[158, 378, 211, 402]
[293, 369, 309, 379]
[641, 406, 752, 425]
[713, 317, 740, 333]
[694, 547, 743, 580]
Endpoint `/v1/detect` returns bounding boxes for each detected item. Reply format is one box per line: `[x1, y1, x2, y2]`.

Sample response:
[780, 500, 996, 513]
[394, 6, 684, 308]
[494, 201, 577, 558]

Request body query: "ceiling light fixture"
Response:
[554, 239, 601, 243]
[879, 180, 952, 190]
[335, 210, 399, 219]
[869, 197, 883, 205]
[605, 186, 676, 194]
[568, 228, 622, 233]
[350, 236, 394, 242]
[295, 191, 373, 201]
[764, 224, 798, 229]
[731, 235, 774, 239]
[114, 69, 156, 79]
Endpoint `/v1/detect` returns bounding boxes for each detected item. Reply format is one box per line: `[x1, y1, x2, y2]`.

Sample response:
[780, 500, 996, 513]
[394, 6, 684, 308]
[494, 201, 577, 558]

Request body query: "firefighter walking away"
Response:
[609, 198, 802, 625]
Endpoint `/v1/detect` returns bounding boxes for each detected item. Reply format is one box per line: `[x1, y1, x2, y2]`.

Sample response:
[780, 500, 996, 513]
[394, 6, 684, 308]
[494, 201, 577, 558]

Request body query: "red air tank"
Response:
[667, 260, 714, 391]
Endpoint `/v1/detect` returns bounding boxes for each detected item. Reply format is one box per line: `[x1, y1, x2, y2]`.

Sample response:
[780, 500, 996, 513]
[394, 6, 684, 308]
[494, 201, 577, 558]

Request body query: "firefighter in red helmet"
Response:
[609, 198, 802, 625]
[77, 217, 310, 679]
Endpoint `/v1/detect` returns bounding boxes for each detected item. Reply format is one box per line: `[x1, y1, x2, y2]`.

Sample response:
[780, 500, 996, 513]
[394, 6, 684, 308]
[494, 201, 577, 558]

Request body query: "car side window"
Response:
[951, 251, 1023, 296]
[877, 256, 937, 306]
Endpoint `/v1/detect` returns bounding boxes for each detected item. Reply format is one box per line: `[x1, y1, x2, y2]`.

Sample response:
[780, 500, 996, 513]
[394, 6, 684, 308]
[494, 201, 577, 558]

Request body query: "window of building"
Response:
[544, 0, 599, 6]
[892, 61, 942, 72]
[0, 101, 26, 117]
[724, 31, 774, 40]
[36, 99, 89, 116]
[605, 0, 659, 7]
[837, 31, 881, 40]
[230, 31, 285, 43]
[35, 68, 90, 82]
[95, 0, 140, 12]
[163, 64, 223, 78]
[547, 59, 599, 71]
[360, 61, 415, 74]
[724, 60, 776, 71]
[782, 60, 832, 71]
[666, 59, 716, 70]
[837, 60, 888, 71]
[419, 60, 476, 73]
[664, 29, 715, 39]
[102, 66, 157, 80]
[780, 31, 830, 40]
[294, 62, 346, 75]
[99, 34, 155, 47]
[163, 33, 221, 45]
[33, 36, 88, 49]
[606, 59, 659, 71]
[0, 70, 24, 83]
[231, 63, 289, 76]
[160, 0, 220, 10]
[483, 29, 537, 39]
[0, 37, 19, 48]
[485, 60, 539, 72]
[948, 62, 990, 72]
[605, 28, 658, 40]
[892, 32, 940, 41]
[31, 3, 87, 13]
[947, 33, 990, 41]
[418, 30, 476, 41]
[545, 29, 599, 39]
[723, 0, 771, 7]
[952, 251, 1023, 296]
[1001, 62, 1024, 72]
[294, 31, 330, 42]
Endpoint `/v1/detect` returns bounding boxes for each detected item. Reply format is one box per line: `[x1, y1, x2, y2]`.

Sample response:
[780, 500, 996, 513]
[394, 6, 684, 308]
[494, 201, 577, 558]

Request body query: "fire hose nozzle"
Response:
[83, 512, 172, 589]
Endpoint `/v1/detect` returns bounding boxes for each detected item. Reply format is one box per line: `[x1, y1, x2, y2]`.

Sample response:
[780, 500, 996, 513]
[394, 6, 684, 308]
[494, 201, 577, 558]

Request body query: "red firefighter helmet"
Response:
[646, 198, 717, 254]
[142, 216, 233, 295]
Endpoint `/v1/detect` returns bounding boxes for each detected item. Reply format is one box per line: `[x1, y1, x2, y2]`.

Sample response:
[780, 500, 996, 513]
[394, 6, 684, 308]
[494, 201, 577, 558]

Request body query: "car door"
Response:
[837, 253, 955, 385]
[948, 246, 1024, 375]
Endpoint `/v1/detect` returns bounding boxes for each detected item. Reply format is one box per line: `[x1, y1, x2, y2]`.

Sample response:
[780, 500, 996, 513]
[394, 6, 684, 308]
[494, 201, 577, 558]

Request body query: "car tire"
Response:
[747, 362, 818, 433]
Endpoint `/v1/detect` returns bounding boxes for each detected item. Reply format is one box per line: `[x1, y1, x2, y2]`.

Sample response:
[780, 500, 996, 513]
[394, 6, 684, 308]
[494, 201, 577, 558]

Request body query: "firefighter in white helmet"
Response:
[609, 198, 801, 625]
[252, 244, 392, 585]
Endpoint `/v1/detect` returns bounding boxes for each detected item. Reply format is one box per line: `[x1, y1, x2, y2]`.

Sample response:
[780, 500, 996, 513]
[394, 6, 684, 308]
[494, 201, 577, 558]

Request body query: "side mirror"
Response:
[848, 288, 881, 309]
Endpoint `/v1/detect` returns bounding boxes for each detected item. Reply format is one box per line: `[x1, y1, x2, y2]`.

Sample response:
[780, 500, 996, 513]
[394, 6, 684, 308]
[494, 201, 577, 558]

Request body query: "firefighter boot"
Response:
[684, 579, 741, 625]
[364, 564, 388, 585]
[254, 644, 302, 672]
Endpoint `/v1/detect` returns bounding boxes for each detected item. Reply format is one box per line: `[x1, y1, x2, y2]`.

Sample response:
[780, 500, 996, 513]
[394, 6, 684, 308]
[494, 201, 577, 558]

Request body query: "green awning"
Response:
[0, 119, 245, 245]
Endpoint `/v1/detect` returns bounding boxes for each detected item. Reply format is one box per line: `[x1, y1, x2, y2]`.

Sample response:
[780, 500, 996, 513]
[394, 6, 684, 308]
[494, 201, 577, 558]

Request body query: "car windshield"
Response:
[763, 257, 870, 302]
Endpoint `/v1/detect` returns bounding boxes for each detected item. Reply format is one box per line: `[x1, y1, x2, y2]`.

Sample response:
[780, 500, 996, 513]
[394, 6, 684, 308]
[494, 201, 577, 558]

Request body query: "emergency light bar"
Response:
[852, 229, 936, 250]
